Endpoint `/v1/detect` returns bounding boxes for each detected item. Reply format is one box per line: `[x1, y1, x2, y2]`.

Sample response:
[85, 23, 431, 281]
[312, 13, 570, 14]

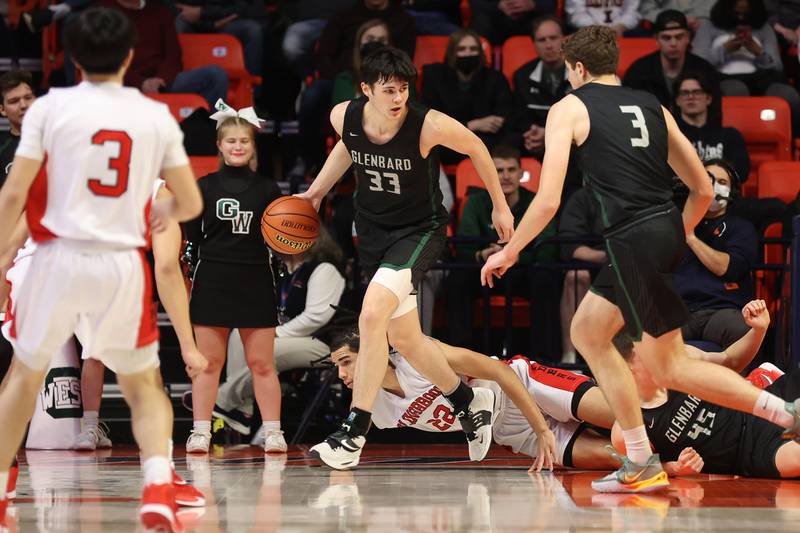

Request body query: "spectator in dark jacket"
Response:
[623, 10, 722, 124]
[673, 71, 750, 180]
[422, 28, 512, 164]
[174, 2, 265, 79]
[103, 0, 228, 107]
[509, 15, 569, 156]
[469, 0, 556, 44]
[673, 159, 758, 349]
[290, 0, 416, 179]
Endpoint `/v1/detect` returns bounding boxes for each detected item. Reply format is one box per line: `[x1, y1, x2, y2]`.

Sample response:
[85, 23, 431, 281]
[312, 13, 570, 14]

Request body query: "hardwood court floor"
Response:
[5, 444, 800, 531]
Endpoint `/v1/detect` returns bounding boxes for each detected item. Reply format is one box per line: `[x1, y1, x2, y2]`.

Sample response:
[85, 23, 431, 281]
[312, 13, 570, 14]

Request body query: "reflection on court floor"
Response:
[5, 444, 800, 531]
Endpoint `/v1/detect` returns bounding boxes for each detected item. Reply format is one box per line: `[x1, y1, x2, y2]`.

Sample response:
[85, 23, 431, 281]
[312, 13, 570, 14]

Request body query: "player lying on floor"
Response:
[327, 326, 620, 471]
[612, 299, 800, 479]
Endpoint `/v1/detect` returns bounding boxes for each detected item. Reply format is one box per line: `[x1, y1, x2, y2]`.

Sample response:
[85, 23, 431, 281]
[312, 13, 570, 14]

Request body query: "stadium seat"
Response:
[758, 161, 800, 202]
[189, 156, 219, 179]
[413, 35, 492, 91]
[501, 36, 539, 88]
[148, 93, 209, 122]
[455, 157, 541, 221]
[616, 38, 658, 78]
[178, 34, 262, 109]
[722, 96, 792, 196]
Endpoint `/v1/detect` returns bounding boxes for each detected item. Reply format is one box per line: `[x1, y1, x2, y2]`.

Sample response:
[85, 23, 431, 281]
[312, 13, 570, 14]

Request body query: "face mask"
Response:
[711, 182, 730, 211]
[455, 55, 481, 75]
[360, 41, 385, 60]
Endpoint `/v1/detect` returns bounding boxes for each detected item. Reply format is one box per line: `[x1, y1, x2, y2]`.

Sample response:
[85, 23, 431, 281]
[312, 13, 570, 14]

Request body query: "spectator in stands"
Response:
[103, 0, 228, 108]
[639, 1, 715, 32]
[200, 227, 347, 444]
[565, 0, 642, 35]
[446, 145, 557, 350]
[673, 71, 750, 179]
[767, 0, 800, 44]
[289, 0, 416, 180]
[174, 1, 265, 85]
[469, 0, 556, 44]
[422, 28, 513, 165]
[22, 0, 90, 33]
[693, 0, 800, 131]
[0, 70, 34, 189]
[624, 9, 722, 122]
[509, 15, 569, 157]
[402, 0, 461, 35]
[282, 0, 359, 79]
[673, 159, 758, 349]
[331, 19, 393, 105]
[557, 187, 604, 365]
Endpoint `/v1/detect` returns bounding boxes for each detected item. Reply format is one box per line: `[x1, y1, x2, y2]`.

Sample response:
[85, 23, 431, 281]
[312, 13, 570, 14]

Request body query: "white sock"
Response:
[193, 420, 211, 435]
[621, 425, 652, 464]
[0, 471, 7, 494]
[262, 421, 281, 433]
[143, 456, 171, 486]
[82, 411, 99, 431]
[753, 391, 794, 428]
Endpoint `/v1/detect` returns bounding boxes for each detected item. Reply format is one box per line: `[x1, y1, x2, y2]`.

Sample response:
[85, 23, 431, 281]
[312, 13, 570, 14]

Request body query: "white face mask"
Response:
[710, 182, 730, 211]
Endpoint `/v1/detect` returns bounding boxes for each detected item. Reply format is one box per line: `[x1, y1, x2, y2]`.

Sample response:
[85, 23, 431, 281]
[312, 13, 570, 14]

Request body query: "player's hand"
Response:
[150, 198, 174, 234]
[182, 345, 208, 380]
[673, 447, 704, 476]
[742, 299, 770, 330]
[491, 206, 514, 243]
[294, 191, 321, 212]
[480, 247, 518, 288]
[529, 429, 557, 472]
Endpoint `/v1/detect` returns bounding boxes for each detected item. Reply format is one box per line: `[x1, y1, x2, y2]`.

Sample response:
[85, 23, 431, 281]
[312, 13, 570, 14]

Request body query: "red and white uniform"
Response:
[371, 353, 595, 466]
[5, 82, 188, 373]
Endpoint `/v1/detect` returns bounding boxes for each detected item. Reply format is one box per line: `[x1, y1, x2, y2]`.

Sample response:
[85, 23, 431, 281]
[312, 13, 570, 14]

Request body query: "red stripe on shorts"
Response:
[508, 355, 591, 392]
[136, 249, 158, 347]
[4, 275, 15, 339]
[25, 158, 57, 243]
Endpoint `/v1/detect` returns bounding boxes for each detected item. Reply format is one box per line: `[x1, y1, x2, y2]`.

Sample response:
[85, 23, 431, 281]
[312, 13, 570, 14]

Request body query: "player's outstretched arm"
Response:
[685, 299, 769, 372]
[421, 109, 514, 242]
[663, 106, 713, 236]
[0, 156, 41, 253]
[159, 164, 203, 226]
[152, 185, 207, 379]
[431, 339, 557, 470]
[297, 102, 353, 211]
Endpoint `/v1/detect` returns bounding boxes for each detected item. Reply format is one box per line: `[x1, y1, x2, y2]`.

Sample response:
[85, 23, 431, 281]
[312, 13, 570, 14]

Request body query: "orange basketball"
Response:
[261, 196, 320, 255]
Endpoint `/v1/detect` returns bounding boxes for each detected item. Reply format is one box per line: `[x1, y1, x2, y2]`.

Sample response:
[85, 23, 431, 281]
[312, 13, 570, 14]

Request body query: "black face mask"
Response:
[360, 41, 385, 60]
[455, 55, 481, 75]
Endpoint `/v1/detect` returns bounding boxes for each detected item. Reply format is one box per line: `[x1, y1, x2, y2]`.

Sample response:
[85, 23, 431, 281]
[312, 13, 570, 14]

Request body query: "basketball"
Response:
[261, 196, 320, 255]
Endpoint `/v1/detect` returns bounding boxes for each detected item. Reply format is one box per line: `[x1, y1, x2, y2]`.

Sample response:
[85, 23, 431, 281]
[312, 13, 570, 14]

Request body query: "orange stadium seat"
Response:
[413, 35, 492, 92]
[454, 157, 541, 222]
[178, 34, 262, 109]
[722, 96, 792, 196]
[148, 93, 209, 122]
[501, 36, 538, 88]
[616, 38, 658, 78]
[189, 156, 219, 179]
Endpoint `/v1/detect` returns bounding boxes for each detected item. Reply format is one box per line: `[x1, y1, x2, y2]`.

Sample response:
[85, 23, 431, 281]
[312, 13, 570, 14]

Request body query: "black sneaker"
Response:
[22, 8, 54, 34]
[212, 404, 252, 435]
[309, 430, 366, 470]
[458, 387, 495, 461]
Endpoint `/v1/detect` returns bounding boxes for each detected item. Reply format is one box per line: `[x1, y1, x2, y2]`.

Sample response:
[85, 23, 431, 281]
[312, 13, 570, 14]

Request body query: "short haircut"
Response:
[561, 25, 618, 76]
[444, 28, 486, 70]
[0, 70, 33, 104]
[612, 330, 634, 360]
[361, 46, 417, 86]
[490, 144, 521, 163]
[64, 7, 137, 75]
[704, 158, 741, 185]
[531, 14, 565, 38]
[672, 70, 716, 101]
[329, 325, 360, 354]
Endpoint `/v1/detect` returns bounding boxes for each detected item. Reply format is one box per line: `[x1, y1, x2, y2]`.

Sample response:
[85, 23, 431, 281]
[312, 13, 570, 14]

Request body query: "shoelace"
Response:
[458, 409, 491, 441]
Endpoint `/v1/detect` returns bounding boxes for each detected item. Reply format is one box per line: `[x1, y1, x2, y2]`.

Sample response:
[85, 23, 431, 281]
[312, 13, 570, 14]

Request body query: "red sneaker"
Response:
[747, 363, 785, 389]
[172, 469, 187, 486]
[0, 497, 8, 529]
[140, 483, 182, 533]
[174, 483, 206, 508]
[6, 465, 18, 500]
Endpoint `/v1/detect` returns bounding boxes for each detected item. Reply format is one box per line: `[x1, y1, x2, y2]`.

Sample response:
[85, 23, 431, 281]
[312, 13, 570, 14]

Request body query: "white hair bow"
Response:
[209, 98, 264, 130]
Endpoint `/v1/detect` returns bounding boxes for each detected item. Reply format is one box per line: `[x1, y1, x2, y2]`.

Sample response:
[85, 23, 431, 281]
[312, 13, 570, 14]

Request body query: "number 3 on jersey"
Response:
[619, 105, 650, 148]
[87, 130, 132, 197]
[366, 169, 401, 195]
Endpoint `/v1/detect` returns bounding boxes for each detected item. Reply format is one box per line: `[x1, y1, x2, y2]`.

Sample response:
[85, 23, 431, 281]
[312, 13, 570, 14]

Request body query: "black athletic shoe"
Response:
[212, 404, 252, 435]
[309, 430, 366, 470]
[22, 8, 53, 33]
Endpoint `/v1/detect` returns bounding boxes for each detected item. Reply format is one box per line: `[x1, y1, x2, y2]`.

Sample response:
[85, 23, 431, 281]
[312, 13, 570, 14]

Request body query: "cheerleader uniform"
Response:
[185, 164, 282, 328]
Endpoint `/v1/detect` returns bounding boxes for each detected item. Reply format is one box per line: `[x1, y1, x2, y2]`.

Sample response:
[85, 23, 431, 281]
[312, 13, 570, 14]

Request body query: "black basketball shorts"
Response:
[590, 203, 690, 341]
